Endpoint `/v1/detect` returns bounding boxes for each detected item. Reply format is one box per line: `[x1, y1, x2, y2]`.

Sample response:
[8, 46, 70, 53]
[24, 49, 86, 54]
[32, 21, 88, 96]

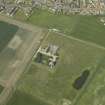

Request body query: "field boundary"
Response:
[53, 31, 105, 50]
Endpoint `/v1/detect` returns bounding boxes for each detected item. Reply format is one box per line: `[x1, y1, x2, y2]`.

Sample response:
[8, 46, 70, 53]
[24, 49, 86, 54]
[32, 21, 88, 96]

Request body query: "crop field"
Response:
[7, 31, 105, 105]
[0, 21, 18, 52]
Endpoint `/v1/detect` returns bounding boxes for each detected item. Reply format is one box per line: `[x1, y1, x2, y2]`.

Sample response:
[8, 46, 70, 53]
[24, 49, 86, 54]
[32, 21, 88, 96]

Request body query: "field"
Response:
[0, 16, 45, 81]
[0, 9, 105, 105]
[27, 10, 105, 47]
[0, 85, 4, 94]
[14, 10, 27, 21]
[0, 21, 18, 52]
[0, 16, 46, 105]
[0, 28, 33, 80]
[75, 59, 105, 105]
[1, 9, 105, 105]
[7, 31, 105, 105]
[7, 90, 49, 105]
[14, 9, 105, 47]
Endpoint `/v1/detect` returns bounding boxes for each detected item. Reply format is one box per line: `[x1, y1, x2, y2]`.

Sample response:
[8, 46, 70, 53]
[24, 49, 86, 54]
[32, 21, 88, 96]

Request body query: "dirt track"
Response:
[0, 15, 47, 105]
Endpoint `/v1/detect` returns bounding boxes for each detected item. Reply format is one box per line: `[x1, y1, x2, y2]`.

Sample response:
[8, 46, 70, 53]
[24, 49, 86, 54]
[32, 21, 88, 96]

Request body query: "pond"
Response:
[73, 70, 90, 90]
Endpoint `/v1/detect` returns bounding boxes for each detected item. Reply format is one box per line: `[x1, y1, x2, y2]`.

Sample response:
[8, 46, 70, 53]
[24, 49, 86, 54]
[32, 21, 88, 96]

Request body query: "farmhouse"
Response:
[35, 44, 59, 69]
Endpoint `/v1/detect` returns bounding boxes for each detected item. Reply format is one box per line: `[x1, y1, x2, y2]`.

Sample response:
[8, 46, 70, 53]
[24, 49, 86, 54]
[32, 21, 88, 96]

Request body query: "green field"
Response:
[0, 21, 18, 52]
[5, 9, 105, 105]
[0, 85, 4, 94]
[7, 32, 105, 105]
[26, 10, 105, 47]
[14, 9, 105, 46]
[7, 90, 50, 105]
[14, 10, 27, 21]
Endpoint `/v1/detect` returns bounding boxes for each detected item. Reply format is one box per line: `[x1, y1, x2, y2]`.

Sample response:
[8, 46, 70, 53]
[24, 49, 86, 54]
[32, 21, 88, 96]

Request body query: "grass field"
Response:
[74, 58, 105, 105]
[7, 31, 105, 105]
[0, 21, 18, 52]
[14, 10, 27, 21]
[14, 9, 105, 47]
[26, 10, 105, 47]
[0, 85, 4, 94]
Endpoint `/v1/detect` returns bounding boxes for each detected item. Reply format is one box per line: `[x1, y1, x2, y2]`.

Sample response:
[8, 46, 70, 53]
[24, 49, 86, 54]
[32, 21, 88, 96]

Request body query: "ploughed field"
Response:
[7, 32, 105, 105]
[0, 21, 18, 52]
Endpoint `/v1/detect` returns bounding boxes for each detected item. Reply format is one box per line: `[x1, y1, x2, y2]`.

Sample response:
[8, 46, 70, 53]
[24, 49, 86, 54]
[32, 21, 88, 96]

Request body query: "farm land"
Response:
[7, 31, 105, 105]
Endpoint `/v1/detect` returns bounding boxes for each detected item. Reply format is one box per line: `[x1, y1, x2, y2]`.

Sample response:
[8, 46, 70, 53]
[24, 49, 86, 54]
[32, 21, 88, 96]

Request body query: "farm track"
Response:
[0, 15, 47, 105]
[72, 57, 105, 105]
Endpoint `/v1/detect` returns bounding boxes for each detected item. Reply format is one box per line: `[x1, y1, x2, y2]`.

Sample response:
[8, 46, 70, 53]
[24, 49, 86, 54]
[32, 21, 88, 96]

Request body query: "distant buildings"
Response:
[0, 0, 105, 16]
[35, 45, 59, 69]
